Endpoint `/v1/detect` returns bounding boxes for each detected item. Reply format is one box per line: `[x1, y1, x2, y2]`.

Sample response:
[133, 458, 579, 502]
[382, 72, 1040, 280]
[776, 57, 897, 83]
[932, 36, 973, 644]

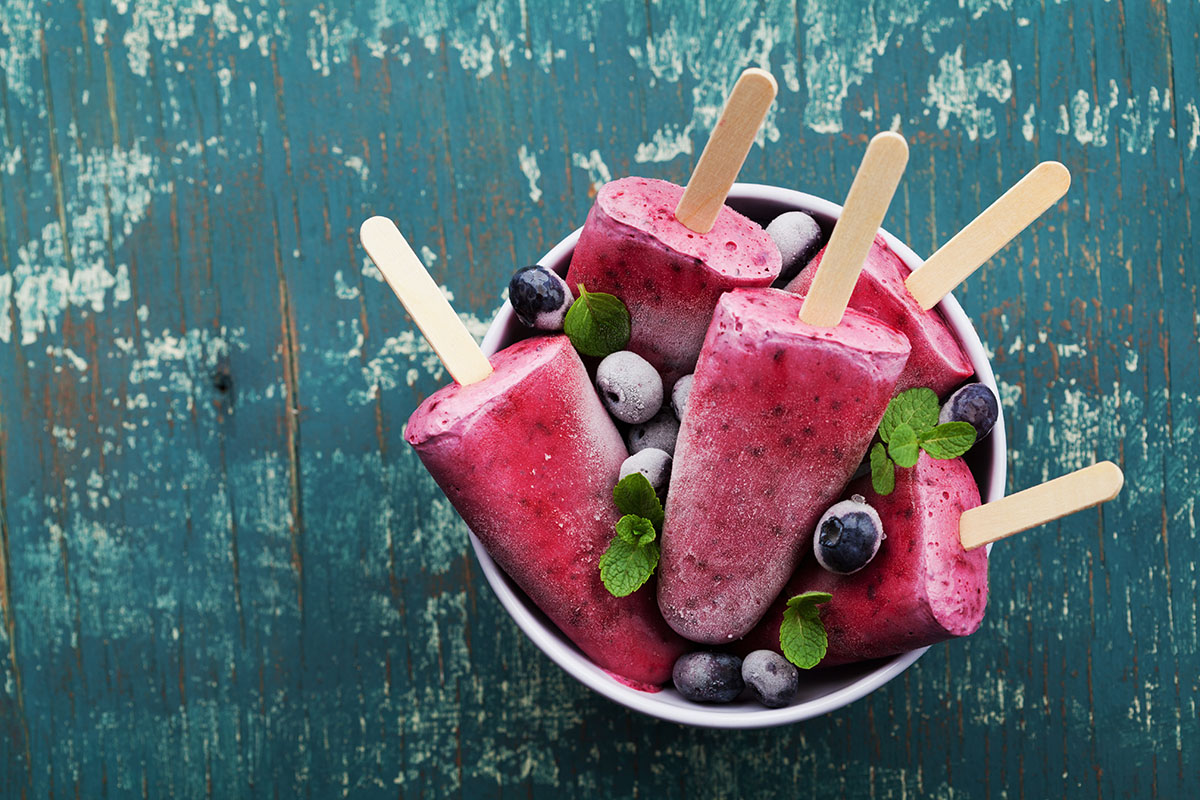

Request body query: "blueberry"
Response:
[508, 265, 573, 330]
[813, 494, 884, 575]
[766, 211, 824, 285]
[595, 351, 663, 424]
[672, 652, 744, 703]
[627, 409, 680, 456]
[671, 373, 694, 420]
[939, 382, 999, 440]
[619, 448, 672, 492]
[741, 650, 799, 708]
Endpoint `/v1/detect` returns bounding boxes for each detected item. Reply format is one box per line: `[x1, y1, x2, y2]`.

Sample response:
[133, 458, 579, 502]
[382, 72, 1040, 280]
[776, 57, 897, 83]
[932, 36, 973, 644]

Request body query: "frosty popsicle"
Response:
[361, 217, 688, 686]
[787, 162, 1071, 397]
[741, 459, 1123, 666]
[566, 69, 782, 386]
[657, 132, 914, 644]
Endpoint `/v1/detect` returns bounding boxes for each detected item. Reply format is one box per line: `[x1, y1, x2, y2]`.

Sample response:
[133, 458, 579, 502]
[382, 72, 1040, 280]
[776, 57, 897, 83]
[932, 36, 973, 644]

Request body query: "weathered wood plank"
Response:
[0, 0, 1195, 797]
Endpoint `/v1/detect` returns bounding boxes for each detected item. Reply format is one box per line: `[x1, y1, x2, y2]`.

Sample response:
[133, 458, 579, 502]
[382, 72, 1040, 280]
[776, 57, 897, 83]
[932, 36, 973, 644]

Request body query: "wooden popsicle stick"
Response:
[799, 131, 909, 327]
[959, 461, 1124, 551]
[360, 216, 494, 386]
[674, 68, 778, 234]
[905, 161, 1071, 310]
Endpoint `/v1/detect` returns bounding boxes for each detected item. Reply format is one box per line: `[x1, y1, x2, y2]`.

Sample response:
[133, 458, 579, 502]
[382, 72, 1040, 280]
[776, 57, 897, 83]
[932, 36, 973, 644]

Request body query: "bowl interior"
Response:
[474, 183, 1007, 729]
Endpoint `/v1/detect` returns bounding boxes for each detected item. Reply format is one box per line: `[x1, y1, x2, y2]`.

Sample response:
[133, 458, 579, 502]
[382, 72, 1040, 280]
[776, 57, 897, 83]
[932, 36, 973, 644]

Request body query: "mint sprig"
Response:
[779, 591, 832, 669]
[612, 472, 664, 530]
[887, 423, 920, 468]
[599, 473, 665, 597]
[919, 421, 978, 459]
[869, 442, 895, 496]
[598, 516, 660, 597]
[563, 284, 631, 358]
[870, 387, 978, 494]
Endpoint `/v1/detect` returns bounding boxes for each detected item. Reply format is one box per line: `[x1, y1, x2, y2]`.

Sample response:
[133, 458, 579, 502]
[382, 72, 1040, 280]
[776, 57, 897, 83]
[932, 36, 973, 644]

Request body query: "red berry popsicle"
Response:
[566, 69, 782, 387]
[658, 289, 911, 643]
[741, 459, 1123, 666]
[786, 162, 1072, 398]
[361, 217, 688, 686]
[657, 131, 915, 644]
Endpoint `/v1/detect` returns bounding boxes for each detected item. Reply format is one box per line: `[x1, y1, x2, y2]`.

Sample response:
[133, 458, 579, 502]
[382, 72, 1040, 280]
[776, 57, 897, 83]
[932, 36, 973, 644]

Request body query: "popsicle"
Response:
[657, 132, 914, 644]
[361, 217, 688, 687]
[740, 458, 1124, 666]
[566, 69, 782, 386]
[786, 162, 1071, 398]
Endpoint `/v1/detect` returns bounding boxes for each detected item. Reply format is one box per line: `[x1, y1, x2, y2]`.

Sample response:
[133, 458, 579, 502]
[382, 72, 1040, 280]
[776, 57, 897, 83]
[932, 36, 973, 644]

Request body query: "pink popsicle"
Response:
[405, 335, 688, 686]
[657, 288, 912, 644]
[738, 452, 988, 666]
[786, 235, 972, 398]
[566, 176, 781, 385]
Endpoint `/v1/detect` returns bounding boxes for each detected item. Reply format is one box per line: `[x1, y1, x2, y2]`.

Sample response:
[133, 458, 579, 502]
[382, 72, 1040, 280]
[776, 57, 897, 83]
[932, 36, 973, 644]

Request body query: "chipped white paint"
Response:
[924, 46, 1012, 141]
[517, 145, 543, 203]
[571, 149, 612, 194]
[0, 143, 156, 344]
[634, 124, 694, 163]
[334, 270, 361, 300]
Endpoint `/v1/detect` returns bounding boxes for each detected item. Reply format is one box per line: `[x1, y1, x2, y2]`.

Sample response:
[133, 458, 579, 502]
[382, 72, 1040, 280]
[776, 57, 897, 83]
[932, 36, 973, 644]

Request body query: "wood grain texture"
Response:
[0, 0, 1196, 797]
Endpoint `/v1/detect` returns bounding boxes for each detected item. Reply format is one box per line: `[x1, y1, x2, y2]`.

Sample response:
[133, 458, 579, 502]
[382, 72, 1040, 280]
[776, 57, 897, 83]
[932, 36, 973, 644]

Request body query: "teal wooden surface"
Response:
[0, 0, 1196, 796]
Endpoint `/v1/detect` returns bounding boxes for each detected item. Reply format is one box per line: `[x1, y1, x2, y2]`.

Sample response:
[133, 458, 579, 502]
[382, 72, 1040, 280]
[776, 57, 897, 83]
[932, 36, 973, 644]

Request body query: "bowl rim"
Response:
[473, 182, 1007, 729]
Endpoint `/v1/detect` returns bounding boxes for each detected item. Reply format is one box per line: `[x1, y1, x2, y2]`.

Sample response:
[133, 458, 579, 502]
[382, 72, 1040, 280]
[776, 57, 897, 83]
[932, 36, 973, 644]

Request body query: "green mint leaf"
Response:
[919, 421, 977, 459]
[887, 423, 920, 468]
[870, 442, 895, 495]
[563, 284, 631, 358]
[779, 591, 832, 669]
[879, 387, 940, 443]
[612, 473, 664, 531]
[598, 515, 660, 597]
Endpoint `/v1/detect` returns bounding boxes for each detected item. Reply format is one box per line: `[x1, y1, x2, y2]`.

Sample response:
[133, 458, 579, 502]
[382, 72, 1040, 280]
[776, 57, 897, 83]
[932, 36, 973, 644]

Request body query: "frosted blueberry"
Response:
[742, 650, 799, 708]
[595, 351, 663, 424]
[508, 265, 573, 330]
[619, 448, 672, 493]
[939, 382, 999, 440]
[671, 373, 694, 420]
[627, 409, 680, 456]
[813, 494, 884, 575]
[766, 211, 824, 285]
[672, 652, 744, 703]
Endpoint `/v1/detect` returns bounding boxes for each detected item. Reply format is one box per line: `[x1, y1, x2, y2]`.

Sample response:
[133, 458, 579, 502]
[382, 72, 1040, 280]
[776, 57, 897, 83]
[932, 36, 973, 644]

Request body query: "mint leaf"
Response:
[919, 421, 977, 459]
[870, 442, 895, 495]
[887, 423, 920, 468]
[563, 284, 631, 358]
[599, 515, 660, 597]
[779, 591, 832, 669]
[613, 473, 664, 530]
[879, 387, 940, 443]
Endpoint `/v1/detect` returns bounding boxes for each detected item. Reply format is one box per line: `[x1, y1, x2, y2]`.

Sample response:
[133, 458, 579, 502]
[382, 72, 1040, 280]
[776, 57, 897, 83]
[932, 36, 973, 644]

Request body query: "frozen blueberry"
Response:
[741, 650, 799, 708]
[619, 448, 672, 492]
[672, 652, 744, 703]
[595, 351, 663, 424]
[671, 374, 694, 420]
[508, 265, 573, 330]
[939, 382, 999, 440]
[766, 211, 824, 285]
[813, 494, 884, 575]
[628, 409, 680, 456]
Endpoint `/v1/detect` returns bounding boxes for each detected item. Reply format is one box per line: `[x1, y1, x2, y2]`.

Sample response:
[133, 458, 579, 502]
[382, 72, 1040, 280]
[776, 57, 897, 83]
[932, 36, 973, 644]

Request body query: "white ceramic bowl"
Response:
[475, 183, 1007, 728]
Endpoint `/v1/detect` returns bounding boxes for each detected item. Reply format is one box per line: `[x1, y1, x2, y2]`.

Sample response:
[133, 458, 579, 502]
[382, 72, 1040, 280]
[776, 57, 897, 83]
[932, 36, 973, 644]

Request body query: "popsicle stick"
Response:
[799, 131, 909, 327]
[959, 461, 1124, 551]
[675, 68, 778, 234]
[905, 161, 1071, 310]
[360, 216, 493, 386]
